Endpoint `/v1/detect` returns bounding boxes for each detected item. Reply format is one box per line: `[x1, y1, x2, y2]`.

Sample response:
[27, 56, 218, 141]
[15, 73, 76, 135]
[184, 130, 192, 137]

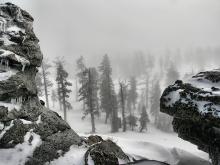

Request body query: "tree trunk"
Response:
[145, 75, 149, 109]
[60, 75, 67, 121]
[63, 97, 67, 121]
[52, 100, 55, 107]
[88, 69, 96, 133]
[105, 112, 109, 124]
[42, 63, 49, 109]
[75, 78, 78, 102]
[90, 112, 95, 133]
[120, 83, 126, 132]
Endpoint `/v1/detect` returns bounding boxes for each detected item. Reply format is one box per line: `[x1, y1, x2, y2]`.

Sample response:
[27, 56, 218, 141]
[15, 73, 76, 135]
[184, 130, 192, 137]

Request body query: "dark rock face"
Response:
[160, 69, 220, 165]
[0, 3, 130, 165]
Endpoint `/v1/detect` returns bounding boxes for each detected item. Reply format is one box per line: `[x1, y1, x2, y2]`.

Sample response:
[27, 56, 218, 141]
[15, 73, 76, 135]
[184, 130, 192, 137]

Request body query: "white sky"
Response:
[1, 0, 220, 68]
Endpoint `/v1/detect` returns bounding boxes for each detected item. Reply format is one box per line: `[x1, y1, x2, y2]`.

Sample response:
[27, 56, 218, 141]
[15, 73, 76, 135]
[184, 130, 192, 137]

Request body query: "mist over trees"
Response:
[34, 46, 220, 134]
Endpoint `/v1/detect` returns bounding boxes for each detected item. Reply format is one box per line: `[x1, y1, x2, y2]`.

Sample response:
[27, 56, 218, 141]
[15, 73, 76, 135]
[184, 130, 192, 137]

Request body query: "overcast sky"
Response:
[1, 0, 220, 68]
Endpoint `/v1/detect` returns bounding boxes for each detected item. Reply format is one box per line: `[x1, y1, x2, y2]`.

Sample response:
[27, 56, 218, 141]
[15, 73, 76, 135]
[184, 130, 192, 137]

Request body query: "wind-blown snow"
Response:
[0, 129, 42, 165]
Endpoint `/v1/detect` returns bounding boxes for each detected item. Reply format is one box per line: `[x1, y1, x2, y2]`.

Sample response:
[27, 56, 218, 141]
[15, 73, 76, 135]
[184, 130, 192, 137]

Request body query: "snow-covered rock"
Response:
[0, 3, 131, 165]
[161, 69, 220, 165]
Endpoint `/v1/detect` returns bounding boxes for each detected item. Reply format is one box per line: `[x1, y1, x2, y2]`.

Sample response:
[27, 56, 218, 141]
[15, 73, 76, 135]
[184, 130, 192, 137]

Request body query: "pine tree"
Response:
[119, 82, 127, 132]
[145, 54, 154, 110]
[55, 60, 72, 121]
[127, 114, 137, 131]
[127, 76, 138, 114]
[99, 54, 114, 124]
[79, 68, 99, 133]
[111, 91, 119, 133]
[139, 105, 150, 132]
[76, 56, 87, 109]
[42, 60, 53, 108]
[150, 79, 161, 125]
[51, 90, 58, 108]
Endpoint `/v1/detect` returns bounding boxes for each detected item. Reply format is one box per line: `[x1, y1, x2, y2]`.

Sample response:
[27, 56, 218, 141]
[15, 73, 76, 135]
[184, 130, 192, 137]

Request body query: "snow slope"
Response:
[53, 103, 210, 164]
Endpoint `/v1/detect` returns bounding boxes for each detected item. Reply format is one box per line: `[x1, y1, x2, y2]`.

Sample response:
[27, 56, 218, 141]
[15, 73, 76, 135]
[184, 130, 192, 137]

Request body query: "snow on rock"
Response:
[0, 129, 42, 165]
[0, 101, 21, 111]
[36, 115, 41, 124]
[20, 119, 32, 125]
[0, 69, 18, 81]
[161, 70, 220, 165]
[0, 120, 14, 140]
[6, 26, 25, 34]
[47, 146, 89, 165]
[0, 49, 30, 71]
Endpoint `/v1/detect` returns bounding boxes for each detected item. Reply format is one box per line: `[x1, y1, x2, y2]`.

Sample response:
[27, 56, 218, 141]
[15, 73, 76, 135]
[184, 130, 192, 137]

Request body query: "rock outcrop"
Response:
[161, 69, 220, 165]
[0, 3, 130, 165]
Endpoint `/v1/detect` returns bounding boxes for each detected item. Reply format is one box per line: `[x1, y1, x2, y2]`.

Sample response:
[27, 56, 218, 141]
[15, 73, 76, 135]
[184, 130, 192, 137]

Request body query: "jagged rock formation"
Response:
[0, 3, 130, 165]
[0, 3, 83, 165]
[161, 69, 220, 165]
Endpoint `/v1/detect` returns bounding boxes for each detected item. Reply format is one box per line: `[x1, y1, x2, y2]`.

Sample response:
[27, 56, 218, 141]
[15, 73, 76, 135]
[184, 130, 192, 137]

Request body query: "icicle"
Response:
[22, 64, 25, 72]
[0, 59, 3, 65]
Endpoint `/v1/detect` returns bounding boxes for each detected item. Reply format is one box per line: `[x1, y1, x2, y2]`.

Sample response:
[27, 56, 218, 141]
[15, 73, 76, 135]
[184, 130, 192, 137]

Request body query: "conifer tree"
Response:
[139, 105, 150, 132]
[79, 68, 99, 133]
[55, 60, 72, 121]
[51, 90, 58, 108]
[99, 54, 115, 124]
[127, 114, 137, 131]
[111, 91, 119, 133]
[150, 79, 161, 124]
[76, 56, 87, 109]
[119, 82, 127, 132]
[127, 76, 138, 114]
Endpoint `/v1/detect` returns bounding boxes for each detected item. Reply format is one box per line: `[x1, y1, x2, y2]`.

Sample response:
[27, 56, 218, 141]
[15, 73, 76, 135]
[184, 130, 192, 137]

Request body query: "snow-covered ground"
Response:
[53, 102, 210, 164]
